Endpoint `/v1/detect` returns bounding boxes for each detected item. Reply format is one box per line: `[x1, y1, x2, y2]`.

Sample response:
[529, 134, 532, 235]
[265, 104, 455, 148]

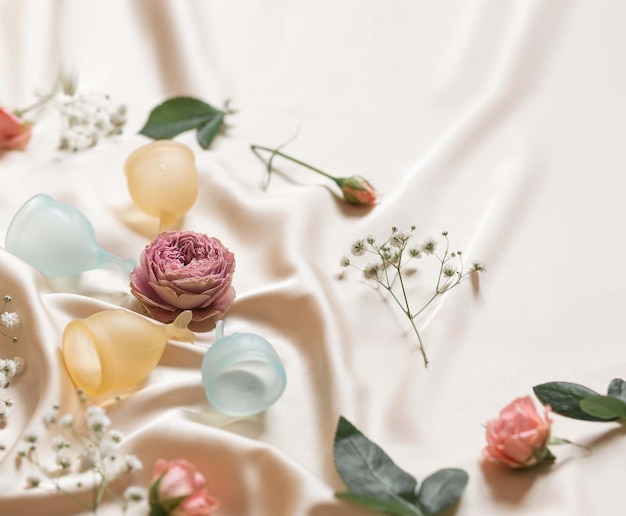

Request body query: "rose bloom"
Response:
[0, 106, 32, 150]
[338, 175, 377, 206]
[483, 396, 554, 469]
[130, 231, 235, 323]
[149, 459, 219, 516]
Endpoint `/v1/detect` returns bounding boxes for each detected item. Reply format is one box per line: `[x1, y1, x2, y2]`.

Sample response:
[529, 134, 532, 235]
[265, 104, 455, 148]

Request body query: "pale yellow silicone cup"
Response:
[62, 309, 194, 396]
[124, 140, 199, 231]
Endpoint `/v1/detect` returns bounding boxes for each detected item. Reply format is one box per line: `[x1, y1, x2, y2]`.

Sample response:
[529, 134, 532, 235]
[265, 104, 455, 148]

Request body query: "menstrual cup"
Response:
[124, 141, 198, 231]
[62, 309, 194, 396]
[5, 193, 136, 278]
[201, 320, 286, 417]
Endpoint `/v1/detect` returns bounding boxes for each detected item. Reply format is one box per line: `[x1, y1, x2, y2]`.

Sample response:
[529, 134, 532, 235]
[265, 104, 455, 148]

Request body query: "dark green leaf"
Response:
[533, 382, 606, 421]
[417, 469, 468, 515]
[196, 113, 225, 149]
[334, 416, 418, 507]
[336, 493, 423, 516]
[139, 96, 224, 141]
[607, 379, 626, 403]
[579, 395, 626, 420]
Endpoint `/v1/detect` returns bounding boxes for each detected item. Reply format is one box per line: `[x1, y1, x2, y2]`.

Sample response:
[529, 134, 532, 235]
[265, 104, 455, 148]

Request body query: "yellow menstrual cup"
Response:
[124, 141, 198, 231]
[62, 309, 194, 396]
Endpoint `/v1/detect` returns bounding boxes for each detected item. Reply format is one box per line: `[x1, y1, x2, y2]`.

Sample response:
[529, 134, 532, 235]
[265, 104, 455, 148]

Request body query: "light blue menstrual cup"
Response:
[5, 193, 136, 278]
[201, 320, 287, 417]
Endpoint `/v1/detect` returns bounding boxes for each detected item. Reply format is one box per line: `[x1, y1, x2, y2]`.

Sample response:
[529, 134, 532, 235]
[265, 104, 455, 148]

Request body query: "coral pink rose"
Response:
[149, 459, 219, 516]
[130, 231, 235, 323]
[483, 396, 554, 468]
[337, 175, 377, 206]
[0, 106, 32, 150]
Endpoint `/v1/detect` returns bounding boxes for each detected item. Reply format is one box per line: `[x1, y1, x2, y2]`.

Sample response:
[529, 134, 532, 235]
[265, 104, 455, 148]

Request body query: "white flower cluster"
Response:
[340, 227, 486, 366]
[0, 295, 24, 427]
[19, 393, 146, 510]
[56, 93, 126, 152]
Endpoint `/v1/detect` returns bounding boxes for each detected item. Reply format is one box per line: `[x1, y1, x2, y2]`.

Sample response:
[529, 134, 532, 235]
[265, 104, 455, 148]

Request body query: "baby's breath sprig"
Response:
[0, 294, 25, 428]
[18, 390, 146, 514]
[341, 227, 485, 367]
[13, 70, 126, 152]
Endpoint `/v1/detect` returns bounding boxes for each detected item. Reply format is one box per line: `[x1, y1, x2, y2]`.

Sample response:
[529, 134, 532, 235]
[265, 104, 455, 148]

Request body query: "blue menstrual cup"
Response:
[201, 320, 287, 417]
[5, 193, 136, 278]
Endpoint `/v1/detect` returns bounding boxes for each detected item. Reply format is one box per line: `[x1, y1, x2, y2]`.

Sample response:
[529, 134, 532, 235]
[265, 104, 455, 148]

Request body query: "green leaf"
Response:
[334, 416, 418, 507]
[417, 468, 468, 515]
[607, 378, 626, 403]
[139, 96, 226, 147]
[533, 382, 606, 421]
[336, 493, 423, 516]
[579, 395, 626, 420]
[196, 113, 225, 149]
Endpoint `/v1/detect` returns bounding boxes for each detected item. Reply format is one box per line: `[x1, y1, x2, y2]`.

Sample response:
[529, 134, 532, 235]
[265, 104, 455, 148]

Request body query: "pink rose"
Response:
[0, 106, 32, 150]
[337, 175, 377, 206]
[149, 459, 219, 516]
[483, 396, 554, 468]
[130, 231, 235, 323]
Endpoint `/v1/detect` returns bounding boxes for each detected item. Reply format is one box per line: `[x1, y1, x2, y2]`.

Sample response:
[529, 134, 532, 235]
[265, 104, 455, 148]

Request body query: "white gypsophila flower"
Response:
[365, 234, 376, 245]
[55, 453, 72, 470]
[471, 261, 487, 272]
[123, 454, 143, 472]
[390, 229, 410, 247]
[382, 248, 400, 265]
[442, 264, 458, 277]
[79, 448, 99, 471]
[123, 485, 147, 503]
[26, 474, 43, 488]
[52, 437, 70, 452]
[42, 408, 58, 427]
[59, 413, 74, 428]
[408, 246, 422, 258]
[13, 357, 25, 375]
[0, 311, 20, 329]
[351, 239, 366, 256]
[101, 439, 118, 458]
[56, 93, 126, 152]
[0, 408, 10, 422]
[364, 261, 382, 279]
[339, 255, 350, 267]
[2, 360, 16, 378]
[85, 405, 111, 433]
[24, 431, 38, 444]
[0, 372, 8, 388]
[421, 237, 437, 255]
[108, 429, 124, 443]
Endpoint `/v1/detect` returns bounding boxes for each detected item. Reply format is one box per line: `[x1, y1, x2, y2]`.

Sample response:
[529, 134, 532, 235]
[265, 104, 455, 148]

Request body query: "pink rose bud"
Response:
[149, 459, 220, 516]
[0, 106, 32, 150]
[130, 231, 236, 323]
[483, 396, 554, 469]
[336, 175, 377, 206]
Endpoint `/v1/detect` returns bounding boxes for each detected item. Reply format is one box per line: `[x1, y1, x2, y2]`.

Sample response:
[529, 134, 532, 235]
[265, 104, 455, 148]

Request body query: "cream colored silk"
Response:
[1, 1, 625, 514]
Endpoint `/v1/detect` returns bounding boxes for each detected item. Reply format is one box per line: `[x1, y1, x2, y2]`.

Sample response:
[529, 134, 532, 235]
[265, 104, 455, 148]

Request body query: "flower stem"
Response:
[250, 144, 340, 185]
[14, 92, 56, 118]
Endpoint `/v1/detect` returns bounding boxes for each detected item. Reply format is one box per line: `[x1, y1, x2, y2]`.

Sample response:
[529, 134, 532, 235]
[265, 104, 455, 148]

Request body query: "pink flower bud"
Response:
[483, 396, 554, 468]
[149, 459, 219, 515]
[337, 175, 377, 206]
[0, 107, 32, 150]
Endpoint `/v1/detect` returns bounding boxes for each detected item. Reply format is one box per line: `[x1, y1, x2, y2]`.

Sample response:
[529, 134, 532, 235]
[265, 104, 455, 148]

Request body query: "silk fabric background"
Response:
[1, 1, 625, 514]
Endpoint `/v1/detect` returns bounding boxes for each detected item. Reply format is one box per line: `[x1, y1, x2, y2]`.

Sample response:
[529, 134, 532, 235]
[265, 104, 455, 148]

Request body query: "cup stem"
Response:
[216, 319, 225, 340]
[97, 249, 136, 277]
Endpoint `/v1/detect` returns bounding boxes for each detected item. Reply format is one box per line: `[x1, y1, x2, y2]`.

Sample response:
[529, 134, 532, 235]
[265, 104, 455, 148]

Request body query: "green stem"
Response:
[250, 144, 341, 185]
[14, 92, 56, 118]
